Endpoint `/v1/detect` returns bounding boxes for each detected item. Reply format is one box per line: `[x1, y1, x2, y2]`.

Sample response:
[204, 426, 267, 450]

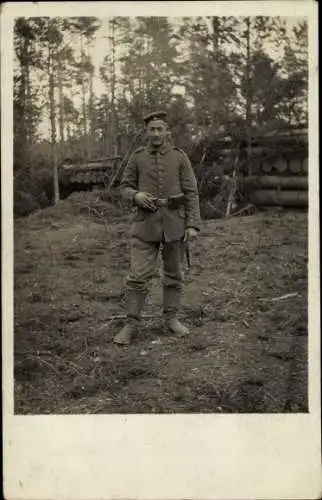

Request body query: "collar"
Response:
[148, 143, 172, 155]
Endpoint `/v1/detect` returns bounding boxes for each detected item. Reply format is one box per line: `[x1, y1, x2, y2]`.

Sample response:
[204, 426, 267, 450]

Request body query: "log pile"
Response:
[249, 189, 308, 208]
[260, 157, 307, 175]
[242, 174, 308, 208]
[59, 157, 121, 186]
[243, 175, 308, 190]
[200, 126, 309, 210]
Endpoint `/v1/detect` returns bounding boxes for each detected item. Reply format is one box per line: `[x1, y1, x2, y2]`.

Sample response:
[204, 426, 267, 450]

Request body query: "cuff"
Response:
[132, 191, 139, 206]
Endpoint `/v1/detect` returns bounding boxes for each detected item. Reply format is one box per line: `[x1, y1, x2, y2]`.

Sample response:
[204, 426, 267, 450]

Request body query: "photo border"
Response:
[2, 2, 320, 499]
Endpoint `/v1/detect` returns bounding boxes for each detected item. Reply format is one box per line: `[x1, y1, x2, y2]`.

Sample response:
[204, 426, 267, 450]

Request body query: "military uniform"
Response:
[113, 111, 201, 345]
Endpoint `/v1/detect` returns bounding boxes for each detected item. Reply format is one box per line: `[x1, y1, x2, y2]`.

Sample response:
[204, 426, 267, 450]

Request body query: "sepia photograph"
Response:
[2, 2, 320, 500]
[12, 14, 310, 415]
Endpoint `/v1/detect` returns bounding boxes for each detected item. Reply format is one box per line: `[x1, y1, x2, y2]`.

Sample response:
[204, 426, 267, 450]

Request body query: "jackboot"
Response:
[113, 319, 139, 345]
[163, 286, 190, 336]
[113, 290, 146, 345]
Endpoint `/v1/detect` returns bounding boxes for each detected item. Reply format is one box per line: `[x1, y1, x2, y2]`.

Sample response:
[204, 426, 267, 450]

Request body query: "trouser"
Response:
[126, 237, 184, 319]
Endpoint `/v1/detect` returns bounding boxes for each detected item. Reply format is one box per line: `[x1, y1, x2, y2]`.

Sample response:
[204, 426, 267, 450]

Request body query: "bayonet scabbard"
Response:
[185, 243, 191, 270]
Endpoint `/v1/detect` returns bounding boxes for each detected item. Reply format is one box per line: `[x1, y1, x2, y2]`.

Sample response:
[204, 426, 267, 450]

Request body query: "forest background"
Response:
[14, 16, 308, 216]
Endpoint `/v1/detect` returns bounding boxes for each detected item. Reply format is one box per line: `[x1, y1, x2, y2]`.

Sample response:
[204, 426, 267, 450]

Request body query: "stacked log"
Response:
[260, 156, 307, 175]
[250, 190, 308, 207]
[242, 174, 308, 208]
[274, 157, 288, 173]
[243, 175, 308, 190]
[262, 161, 273, 173]
[288, 158, 302, 173]
[59, 158, 119, 186]
[199, 127, 308, 210]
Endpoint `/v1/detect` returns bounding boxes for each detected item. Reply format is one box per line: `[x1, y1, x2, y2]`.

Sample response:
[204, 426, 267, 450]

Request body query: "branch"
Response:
[259, 292, 299, 302]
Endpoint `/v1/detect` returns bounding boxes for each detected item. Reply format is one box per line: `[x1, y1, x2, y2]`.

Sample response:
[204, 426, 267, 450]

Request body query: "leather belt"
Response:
[153, 194, 185, 209]
[154, 198, 169, 207]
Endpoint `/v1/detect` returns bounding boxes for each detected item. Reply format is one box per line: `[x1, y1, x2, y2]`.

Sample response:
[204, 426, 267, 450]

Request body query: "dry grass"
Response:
[14, 192, 308, 414]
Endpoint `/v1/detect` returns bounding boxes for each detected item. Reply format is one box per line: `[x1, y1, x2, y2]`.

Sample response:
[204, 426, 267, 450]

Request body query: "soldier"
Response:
[113, 111, 201, 345]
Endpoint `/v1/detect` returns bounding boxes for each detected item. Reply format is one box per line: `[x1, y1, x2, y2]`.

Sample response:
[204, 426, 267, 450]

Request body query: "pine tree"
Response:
[14, 18, 42, 167]
[279, 20, 308, 126]
[69, 17, 101, 159]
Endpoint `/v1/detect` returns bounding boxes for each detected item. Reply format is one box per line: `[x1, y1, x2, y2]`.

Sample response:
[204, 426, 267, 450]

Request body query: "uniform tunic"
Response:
[121, 143, 201, 243]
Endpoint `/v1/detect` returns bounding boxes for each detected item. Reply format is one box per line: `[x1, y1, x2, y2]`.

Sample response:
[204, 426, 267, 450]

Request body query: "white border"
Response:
[2, 2, 321, 499]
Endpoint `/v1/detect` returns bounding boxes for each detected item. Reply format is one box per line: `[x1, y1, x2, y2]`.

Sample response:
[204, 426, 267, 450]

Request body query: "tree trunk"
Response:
[17, 35, 29, 157]
[48, 41, 60, 203]
[245, 17, 252, 176]
[25, 44, 32, 146]
[57, 46, 65, 158]
[104, 97, 110, 157]
[145, 34, 151, 105]
[88, 72, 94, 157]
[110, 20, 118, 156]
[211, 17, 220, 131]
[66, 121, 71, 142]
[211, 17, 220, 51]
[80, 33, 88, 159]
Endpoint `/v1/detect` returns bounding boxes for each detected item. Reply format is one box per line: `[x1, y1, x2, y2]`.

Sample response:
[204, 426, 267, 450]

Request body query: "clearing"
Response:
[14, 192, 308, 414]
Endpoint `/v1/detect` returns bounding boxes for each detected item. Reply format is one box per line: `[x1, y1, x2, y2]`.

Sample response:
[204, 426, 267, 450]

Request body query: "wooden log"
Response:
[303, 158, 308, 172]
[274, 157, 288, 173]
[75, 172, 84, 183]
[250, 189, 308, 207]
[61, 163, 113, 172]
[97, 173, 104, 183]
[261, 161, 273, 173]
[289, 158, 303, 173]
[249, 160, 261, 175]
[243, 175, 308, 190]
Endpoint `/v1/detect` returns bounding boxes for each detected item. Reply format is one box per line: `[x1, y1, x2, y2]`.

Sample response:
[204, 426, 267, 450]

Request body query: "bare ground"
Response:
[14, 193, 308, 414]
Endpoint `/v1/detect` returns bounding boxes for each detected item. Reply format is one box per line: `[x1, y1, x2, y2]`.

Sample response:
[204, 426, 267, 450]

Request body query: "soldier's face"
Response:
[147, 120, 168, 146]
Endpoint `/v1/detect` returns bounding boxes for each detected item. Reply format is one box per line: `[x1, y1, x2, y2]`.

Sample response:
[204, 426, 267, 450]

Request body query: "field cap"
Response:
[143, 111, 168, 125]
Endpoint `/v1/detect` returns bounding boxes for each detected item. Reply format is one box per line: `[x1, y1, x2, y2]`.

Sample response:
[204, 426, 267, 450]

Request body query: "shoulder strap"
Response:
[173, 146, 191, 162]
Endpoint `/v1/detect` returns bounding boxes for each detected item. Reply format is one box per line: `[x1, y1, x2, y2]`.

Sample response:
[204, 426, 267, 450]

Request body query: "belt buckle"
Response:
[156, 198, 168, 207]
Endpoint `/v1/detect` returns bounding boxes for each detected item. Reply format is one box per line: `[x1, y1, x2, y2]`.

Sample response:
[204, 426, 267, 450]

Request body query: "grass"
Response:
[14, 193, 308, 414]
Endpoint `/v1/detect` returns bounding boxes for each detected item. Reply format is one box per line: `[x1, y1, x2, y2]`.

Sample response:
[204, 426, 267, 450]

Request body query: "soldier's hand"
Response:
[183, 227, 198, 242]
[134, 192, 157, 211]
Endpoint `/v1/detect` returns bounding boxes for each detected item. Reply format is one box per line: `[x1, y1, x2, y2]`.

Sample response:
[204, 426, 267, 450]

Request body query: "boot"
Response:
[113, 319, 139, 345]
[163, 286, 190, 336]
[113, 290, 146, 345]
